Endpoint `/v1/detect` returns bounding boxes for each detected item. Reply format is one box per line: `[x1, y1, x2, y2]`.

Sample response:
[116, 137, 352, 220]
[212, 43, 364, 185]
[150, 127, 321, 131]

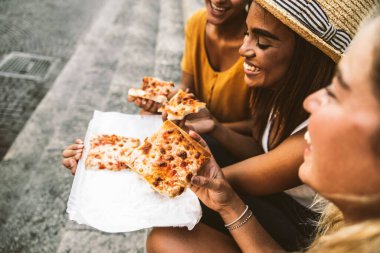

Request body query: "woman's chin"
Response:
[298, 161, 311, 184]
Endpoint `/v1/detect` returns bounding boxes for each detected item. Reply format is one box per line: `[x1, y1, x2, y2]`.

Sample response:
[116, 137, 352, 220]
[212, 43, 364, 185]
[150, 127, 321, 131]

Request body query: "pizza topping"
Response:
[158, 161, 167, 167]
[177, 150, 187, 159]
[153, 177, 163, 187]
[85, 134, 140, 171]
[165, 154, 174, 161]
[141, 141, 152, 155]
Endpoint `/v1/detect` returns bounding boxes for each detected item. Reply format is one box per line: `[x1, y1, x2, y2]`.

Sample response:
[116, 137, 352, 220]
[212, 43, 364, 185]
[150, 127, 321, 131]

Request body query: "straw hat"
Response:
[254, 0, 378, 62]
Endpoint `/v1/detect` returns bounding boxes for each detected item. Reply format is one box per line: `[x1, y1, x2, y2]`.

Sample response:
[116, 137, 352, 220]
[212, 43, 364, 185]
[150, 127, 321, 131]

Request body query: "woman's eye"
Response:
[325, 87, 336, 99]
[257, 42, 270, 50]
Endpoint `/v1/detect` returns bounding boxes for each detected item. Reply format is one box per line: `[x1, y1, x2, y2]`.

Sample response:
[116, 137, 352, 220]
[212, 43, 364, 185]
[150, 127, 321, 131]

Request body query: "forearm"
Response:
[211, 121, 262, 159]
[223, 119, 253, 135]
[224, 133, 305, 195]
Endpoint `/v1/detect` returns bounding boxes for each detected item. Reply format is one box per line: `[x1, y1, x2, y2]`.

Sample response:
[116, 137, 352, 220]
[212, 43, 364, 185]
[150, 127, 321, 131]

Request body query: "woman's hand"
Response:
[127, 96, 162, 114]
[185, 109, 217, 134]
[188, 131, 242, 214]
[61, 139, 84, 175]
[164, 108, 217, 134]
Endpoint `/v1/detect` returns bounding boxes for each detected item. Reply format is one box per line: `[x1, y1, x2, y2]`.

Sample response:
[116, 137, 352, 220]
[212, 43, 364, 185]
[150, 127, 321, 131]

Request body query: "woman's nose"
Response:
[303, 89, 327, 113]
[239, 38, 256, 58]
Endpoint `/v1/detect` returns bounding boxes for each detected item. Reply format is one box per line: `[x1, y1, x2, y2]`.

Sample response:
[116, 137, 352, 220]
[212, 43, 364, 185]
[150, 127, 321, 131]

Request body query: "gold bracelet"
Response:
[227, 210, 253, 231]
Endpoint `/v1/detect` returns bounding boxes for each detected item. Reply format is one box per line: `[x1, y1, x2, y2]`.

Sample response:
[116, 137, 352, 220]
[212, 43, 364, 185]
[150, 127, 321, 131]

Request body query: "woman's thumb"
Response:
[191, 175, 216, 190]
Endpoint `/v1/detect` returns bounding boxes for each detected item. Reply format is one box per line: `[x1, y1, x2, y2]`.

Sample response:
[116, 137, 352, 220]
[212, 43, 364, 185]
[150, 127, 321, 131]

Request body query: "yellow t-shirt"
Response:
[181, 9, 251, 123]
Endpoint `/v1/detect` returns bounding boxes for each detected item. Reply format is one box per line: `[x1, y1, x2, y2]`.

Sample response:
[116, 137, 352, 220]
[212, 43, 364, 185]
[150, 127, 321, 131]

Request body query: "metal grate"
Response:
[0, 52, 57, 82]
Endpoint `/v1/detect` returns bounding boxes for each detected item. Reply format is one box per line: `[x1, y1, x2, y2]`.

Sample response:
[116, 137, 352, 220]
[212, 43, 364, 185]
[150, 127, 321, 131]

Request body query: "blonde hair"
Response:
[309, 208, 380, 253]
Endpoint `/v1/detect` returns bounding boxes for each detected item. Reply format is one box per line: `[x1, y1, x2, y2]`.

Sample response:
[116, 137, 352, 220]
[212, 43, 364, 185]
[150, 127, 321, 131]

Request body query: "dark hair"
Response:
[250, 33, 336, 149]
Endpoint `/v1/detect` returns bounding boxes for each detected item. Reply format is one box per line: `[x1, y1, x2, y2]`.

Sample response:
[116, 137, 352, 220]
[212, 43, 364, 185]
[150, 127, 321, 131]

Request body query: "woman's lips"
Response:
[303, 131, 312, 157]
[210, 2, 227, 16]
[243, 62, 261, 75]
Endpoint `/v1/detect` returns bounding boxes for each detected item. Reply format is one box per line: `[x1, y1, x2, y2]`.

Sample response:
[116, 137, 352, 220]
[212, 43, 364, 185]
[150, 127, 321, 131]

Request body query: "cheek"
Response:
[306, 110, 378, 195]
[258, 50, 293, 87]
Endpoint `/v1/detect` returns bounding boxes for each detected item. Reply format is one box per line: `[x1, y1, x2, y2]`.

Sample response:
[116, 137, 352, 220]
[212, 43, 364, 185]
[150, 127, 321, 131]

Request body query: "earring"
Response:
[245, 3, 249, 12]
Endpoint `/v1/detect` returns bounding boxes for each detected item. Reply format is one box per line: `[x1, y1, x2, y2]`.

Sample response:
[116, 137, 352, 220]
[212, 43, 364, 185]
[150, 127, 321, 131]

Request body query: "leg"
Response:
[146, 223, 241, 253]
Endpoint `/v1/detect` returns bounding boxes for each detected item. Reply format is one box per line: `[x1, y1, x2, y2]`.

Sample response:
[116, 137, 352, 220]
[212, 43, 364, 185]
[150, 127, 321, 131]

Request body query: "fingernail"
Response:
[191, 176, 199, 184]
[77, 144, 84, 148]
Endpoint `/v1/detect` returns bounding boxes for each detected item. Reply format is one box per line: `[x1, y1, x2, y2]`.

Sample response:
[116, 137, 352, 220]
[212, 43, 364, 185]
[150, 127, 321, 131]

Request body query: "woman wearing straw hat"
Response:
[148, 0, 377, 251]
[147, 6, 380, 253]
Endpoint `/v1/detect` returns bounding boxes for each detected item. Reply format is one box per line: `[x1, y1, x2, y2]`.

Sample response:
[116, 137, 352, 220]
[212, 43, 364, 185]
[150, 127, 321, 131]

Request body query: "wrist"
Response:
[209, 119, 223, 138]
[218, 195, 246, 224]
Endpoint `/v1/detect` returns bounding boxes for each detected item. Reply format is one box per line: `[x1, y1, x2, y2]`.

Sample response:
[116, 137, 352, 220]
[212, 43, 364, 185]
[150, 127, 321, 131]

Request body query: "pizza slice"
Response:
[128, 76, 175, 104]
[158, 89, 206, 120]
[127, 120, 211, 197]
[85, 134, 140, 171]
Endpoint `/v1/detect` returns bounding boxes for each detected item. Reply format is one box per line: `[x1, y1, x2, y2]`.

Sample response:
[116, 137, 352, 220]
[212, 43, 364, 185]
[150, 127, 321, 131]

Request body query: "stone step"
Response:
[0, 0, 201, 251]
[57, 0, 185, 252]
[0, 0, 160, 252]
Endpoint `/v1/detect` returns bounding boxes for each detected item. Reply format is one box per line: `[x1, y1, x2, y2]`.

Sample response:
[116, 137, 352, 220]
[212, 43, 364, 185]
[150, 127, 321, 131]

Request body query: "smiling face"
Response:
[205, 0, 247, 25]
[300, 20, 380, 211]
[239, 2, 295, 88]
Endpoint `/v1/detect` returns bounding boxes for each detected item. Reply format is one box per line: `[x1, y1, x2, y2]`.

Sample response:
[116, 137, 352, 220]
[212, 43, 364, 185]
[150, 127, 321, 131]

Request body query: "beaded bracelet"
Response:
[224, 205, 249, 227]
[227, 210, 253, 231]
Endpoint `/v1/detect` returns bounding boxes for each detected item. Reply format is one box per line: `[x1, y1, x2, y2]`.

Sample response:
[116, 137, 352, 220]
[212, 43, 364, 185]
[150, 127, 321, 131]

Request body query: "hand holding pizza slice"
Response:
[127, 120, 211, 198]
[128, 77, 175, 104]
[158, 89, 206, 121]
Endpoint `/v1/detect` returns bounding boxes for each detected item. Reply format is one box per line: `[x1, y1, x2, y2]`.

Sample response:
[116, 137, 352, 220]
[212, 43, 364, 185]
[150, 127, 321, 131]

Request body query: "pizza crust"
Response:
[128, 88, 168, 104]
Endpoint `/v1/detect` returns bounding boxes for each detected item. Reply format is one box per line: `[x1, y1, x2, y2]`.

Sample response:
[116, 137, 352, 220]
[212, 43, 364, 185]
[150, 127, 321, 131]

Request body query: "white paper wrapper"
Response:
[67, 111, 202, 233]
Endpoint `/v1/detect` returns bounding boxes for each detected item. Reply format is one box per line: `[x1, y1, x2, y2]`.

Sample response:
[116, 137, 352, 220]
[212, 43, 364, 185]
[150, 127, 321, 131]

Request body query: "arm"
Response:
[189, 131, 285, 253]
[223, 119, 253, 135]
[224, 130, 306, 195]
[186, 114, 262, 159]
[211, 120, 262, 159]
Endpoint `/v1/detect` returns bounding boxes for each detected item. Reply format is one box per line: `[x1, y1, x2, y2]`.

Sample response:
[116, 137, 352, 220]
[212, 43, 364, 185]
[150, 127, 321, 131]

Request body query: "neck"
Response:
[210, 14, 247, 40]
[335, 199, 380, 225]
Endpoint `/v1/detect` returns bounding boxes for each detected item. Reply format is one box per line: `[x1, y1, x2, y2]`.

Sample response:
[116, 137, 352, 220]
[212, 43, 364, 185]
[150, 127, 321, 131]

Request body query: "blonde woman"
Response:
[147, 10, 380, 252]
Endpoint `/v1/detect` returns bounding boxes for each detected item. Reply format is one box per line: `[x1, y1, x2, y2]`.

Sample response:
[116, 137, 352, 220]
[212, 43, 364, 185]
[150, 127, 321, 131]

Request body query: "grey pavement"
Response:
[0, 0, 204, 252]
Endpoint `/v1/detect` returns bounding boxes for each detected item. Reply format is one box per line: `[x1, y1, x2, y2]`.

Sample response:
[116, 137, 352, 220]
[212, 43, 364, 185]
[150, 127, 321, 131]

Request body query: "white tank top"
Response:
[262, 115, 316, 210]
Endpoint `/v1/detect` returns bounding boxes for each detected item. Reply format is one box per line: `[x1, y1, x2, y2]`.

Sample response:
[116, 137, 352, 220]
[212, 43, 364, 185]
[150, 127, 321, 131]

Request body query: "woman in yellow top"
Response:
[129, 0, 252, 128]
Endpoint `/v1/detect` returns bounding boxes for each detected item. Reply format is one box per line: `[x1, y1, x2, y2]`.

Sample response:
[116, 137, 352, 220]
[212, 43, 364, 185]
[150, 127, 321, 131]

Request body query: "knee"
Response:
[146, 227, 172, 253]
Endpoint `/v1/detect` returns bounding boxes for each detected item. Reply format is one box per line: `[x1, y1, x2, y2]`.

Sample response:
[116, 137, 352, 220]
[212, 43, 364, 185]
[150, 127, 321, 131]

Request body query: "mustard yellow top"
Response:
[181, 9, 251, 123]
